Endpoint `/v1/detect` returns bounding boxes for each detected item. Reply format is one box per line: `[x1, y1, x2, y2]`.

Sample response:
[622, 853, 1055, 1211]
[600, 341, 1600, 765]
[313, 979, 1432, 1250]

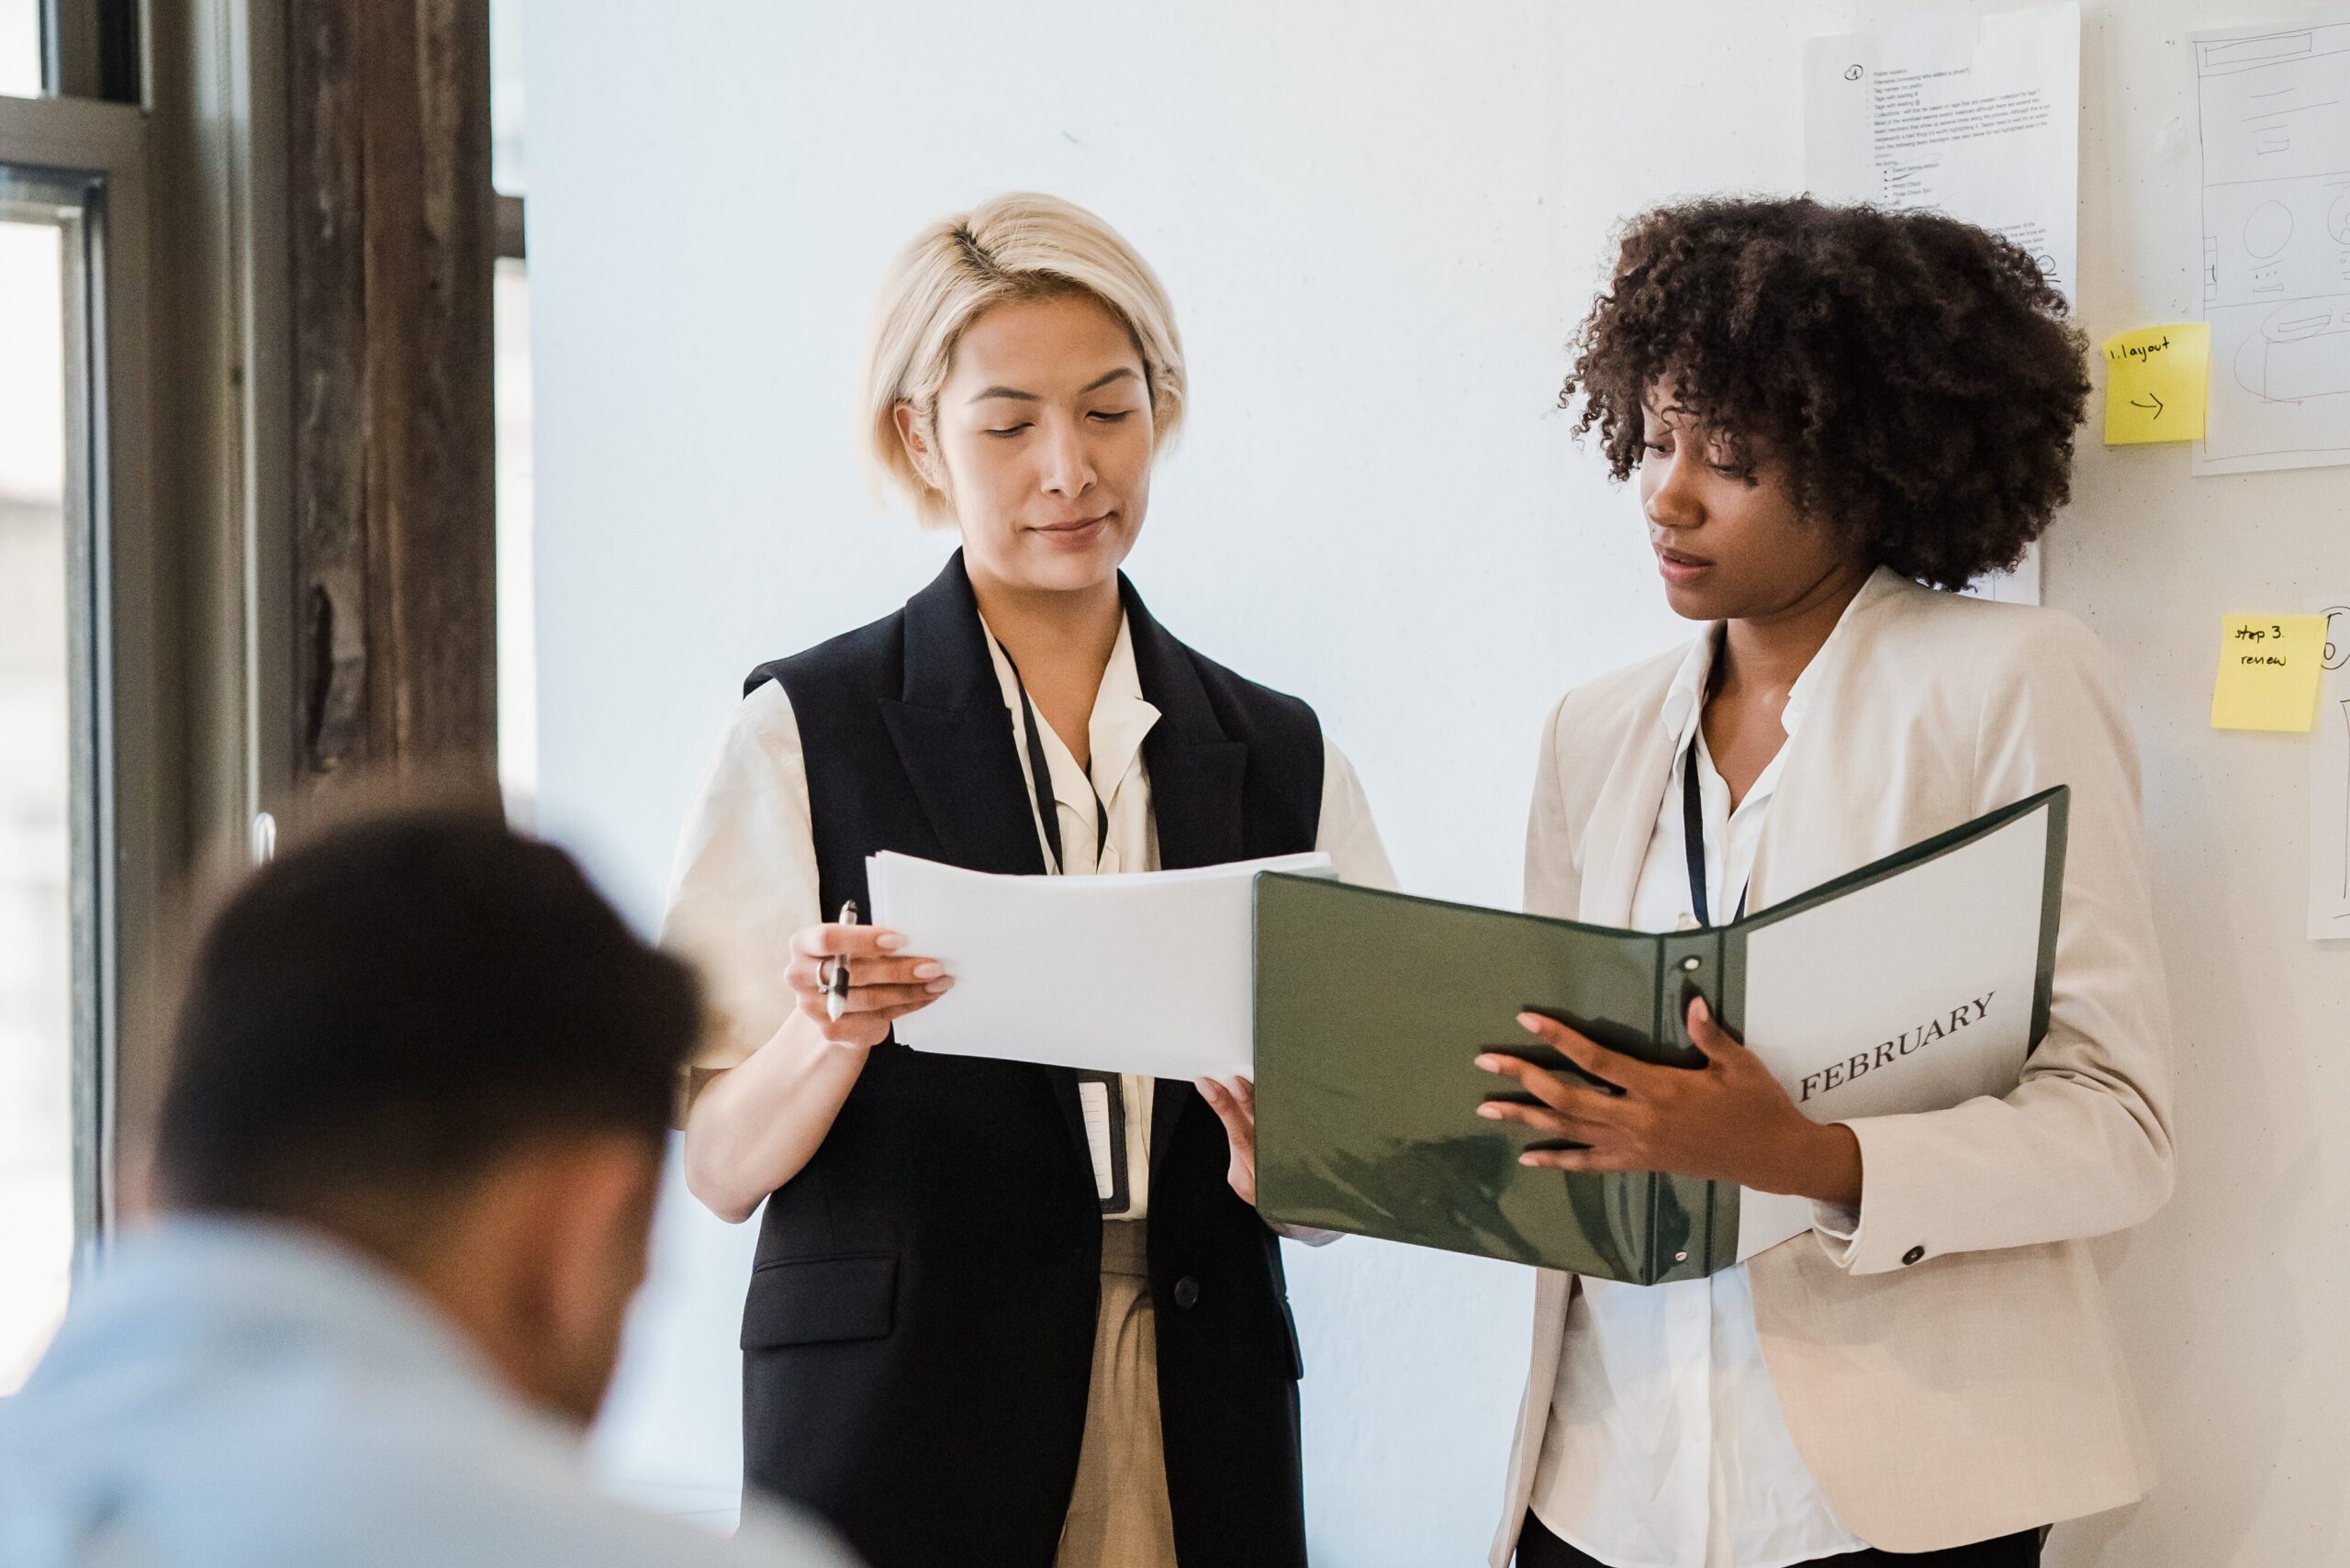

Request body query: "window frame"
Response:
[37, 0, 142, 104]
[4, 0, 500, 1289]
[0, 89, 157, 1258]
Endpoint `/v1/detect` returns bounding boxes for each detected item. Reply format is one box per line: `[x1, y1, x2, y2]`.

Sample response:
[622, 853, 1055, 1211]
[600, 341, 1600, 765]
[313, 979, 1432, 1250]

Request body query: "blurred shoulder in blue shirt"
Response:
[0, 1215, 854, 1567]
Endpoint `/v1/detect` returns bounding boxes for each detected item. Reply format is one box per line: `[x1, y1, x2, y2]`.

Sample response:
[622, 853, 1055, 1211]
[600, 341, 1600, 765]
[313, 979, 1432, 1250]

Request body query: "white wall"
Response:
[525, 4, 2350, 1563]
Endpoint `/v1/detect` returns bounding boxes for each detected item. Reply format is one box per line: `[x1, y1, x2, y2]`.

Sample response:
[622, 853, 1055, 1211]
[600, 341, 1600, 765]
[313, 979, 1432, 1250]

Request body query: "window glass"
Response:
[491, 0, 525, 196]
[0, 207, 73, 1393]
[492, 0, 534, 820]
[496, 256, 536, 821]
[0, 7, 40, 98]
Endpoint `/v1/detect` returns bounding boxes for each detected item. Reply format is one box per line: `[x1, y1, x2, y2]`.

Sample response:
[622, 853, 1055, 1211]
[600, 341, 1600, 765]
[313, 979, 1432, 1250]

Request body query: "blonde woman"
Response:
[661, 194, 1393, 1568]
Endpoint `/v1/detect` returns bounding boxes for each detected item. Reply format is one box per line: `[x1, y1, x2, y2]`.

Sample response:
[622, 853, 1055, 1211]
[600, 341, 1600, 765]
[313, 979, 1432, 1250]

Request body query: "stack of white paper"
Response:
[867, 850, 1335, 1079]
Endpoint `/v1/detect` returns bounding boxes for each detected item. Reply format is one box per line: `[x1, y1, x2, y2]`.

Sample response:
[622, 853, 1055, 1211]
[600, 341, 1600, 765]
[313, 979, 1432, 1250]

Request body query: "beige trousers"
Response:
[1055, 1220, 1179, 1568]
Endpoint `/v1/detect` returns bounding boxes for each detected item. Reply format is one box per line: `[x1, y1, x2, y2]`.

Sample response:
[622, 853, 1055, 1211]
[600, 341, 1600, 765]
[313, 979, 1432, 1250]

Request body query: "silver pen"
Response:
[826, 901, 858, 1022]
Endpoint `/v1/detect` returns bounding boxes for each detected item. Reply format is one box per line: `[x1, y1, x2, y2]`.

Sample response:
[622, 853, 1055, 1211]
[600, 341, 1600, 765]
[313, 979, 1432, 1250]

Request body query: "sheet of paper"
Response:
[867, 850, 1333, 1079]
[1805, 4, 2081, 303]
[2212, 614, 2327, 732]
[2104, 324, 2211, 442]
[2311, 602, 2350, 939]
[1807, 2, 2078, 608]
[1736, 803, 2053, 1259]
[2190, 20, 2350, 476]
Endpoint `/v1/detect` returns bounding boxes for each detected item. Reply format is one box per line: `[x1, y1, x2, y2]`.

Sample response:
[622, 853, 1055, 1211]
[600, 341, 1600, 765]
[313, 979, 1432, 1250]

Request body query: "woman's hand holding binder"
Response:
[1474, 995, 1863, 1208]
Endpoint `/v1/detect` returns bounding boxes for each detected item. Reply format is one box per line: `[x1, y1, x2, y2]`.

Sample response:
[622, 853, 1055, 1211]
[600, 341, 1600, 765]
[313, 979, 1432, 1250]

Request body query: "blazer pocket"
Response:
[741, 1251, 897, 1350]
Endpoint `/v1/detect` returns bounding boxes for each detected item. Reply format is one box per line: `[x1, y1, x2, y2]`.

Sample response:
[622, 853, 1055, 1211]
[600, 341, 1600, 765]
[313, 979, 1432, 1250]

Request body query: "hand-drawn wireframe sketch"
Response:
[2307, 602, 2350, 941]
[2331, 700, 2350, 893]
[2233, 297, 2350, 401]
[2193, 22, 2350, 476]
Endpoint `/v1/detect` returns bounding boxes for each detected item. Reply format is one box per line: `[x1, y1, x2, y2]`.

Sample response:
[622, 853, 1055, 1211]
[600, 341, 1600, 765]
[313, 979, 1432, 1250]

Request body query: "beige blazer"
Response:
[1492, 569, 2176, 1562]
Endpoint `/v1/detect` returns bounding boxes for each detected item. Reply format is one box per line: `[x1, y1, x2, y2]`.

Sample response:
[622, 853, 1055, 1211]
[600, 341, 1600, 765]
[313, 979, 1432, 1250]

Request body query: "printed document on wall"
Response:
[1805, 2, 2077, 607]
[2312, 601, 2350, 939]
[2191, 21, 2350, 476]
[1804, 4, 2080, 305]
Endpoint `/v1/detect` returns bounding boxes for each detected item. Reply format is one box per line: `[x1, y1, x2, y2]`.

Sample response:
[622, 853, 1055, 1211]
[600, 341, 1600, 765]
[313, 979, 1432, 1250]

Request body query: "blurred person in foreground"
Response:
[0, 808, 858, 1568]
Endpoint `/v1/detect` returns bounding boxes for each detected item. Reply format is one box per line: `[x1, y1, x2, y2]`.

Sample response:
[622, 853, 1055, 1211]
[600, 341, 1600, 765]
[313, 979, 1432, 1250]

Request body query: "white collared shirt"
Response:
[660, 611, 1398, 1220]
[1529, 628, 1868, 1568]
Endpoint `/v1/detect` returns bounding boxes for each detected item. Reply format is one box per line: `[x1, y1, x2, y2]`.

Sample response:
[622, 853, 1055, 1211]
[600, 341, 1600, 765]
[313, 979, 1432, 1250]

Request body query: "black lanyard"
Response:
[1002, 649, 1130, 1216]
[1004, 657, 1110, 878]
[1682, 732, 1750, 929]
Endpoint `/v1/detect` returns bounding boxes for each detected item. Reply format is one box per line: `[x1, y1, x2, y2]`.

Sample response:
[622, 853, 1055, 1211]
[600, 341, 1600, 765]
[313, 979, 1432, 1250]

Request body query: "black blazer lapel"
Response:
[1122, 575, 1248, 870]
[878, 552, 1048, 879]
[878, 552, 1096, 1178]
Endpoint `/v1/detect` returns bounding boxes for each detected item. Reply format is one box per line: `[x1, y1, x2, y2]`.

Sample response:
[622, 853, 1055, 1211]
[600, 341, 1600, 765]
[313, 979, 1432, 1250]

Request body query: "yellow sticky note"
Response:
[2103, 323, 2210, 444]
[2212, 615, 2326, 732]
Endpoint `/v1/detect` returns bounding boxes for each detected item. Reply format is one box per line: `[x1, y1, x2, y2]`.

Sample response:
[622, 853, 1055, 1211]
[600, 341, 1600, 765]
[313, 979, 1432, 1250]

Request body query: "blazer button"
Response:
[1901, 1245, 1926, 1266]
[1172, 1276, 1201, 1310]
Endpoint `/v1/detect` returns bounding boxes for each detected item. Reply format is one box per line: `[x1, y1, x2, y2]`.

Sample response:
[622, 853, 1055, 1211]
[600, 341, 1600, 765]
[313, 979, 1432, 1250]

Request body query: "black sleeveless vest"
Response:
[736, 552, 1323, 1568]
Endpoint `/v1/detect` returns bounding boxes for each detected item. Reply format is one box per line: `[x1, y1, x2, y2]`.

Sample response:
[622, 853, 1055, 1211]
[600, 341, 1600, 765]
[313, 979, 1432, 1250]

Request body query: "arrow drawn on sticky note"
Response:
[2103, 324, 2209, 443]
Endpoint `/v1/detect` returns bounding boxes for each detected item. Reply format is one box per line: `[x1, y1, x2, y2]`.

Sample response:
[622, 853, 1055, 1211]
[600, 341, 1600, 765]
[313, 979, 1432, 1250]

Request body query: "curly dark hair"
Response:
[1561, 197, 2091, 591]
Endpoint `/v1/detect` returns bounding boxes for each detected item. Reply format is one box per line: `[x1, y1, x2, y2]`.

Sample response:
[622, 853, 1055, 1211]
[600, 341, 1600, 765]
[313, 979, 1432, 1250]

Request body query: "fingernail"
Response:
[1476, 1103, 1503, 1119]
[1519, 1154, 1541, 1167]
[927, 978, 953, 992]
[912, 961, 945, 980]
[1691, 995, 1711, 1024]
[876, 934, 905, 952]
[1473, 1055, 1500, 1071]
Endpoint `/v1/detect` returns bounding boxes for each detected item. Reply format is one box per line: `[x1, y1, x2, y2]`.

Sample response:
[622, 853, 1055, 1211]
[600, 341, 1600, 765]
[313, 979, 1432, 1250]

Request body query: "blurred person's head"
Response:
[154, 809, 699, 1425]
[859, 191, 1183, 604]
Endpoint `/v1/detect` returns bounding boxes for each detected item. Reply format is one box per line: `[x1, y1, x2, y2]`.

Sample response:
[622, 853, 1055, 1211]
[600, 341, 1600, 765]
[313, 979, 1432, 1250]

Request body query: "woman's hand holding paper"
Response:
[1474, 995, 1863, 1208]
[785, 921, 953, 1049]
[1195, 1075, 1259, 1204]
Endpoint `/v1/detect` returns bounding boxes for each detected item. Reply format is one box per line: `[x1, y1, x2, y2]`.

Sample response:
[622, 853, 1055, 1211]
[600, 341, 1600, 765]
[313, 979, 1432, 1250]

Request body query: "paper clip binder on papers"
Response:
[868, 850, 1335, 1081]
[1251, 788, 2068, 1286]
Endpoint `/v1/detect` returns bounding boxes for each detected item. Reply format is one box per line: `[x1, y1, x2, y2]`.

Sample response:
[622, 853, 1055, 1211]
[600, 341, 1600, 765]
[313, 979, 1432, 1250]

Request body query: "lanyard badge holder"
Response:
[1011, 663, 1131, 1217]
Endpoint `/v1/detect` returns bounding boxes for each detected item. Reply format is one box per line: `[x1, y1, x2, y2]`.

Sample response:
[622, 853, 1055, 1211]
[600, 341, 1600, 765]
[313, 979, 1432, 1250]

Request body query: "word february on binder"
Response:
[1251, 788, 2067, 1285]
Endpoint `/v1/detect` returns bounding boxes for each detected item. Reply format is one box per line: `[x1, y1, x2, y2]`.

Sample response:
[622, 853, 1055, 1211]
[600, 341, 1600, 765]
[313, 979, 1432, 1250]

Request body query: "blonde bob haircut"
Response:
[859, 192, 1187, 526]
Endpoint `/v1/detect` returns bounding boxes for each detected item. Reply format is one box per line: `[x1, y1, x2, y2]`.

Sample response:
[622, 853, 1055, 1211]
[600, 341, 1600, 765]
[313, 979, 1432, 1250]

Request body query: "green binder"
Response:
[1251, 786, 2068, 1284]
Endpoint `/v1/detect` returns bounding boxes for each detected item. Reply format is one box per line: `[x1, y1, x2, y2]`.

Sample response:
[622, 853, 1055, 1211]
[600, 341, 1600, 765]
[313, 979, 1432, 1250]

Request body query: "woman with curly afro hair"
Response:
[1477, 199, 2174, 1568]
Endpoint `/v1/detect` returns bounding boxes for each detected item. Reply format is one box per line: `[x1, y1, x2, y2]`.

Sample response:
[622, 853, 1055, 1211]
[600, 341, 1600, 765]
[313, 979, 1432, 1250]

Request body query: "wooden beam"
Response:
[285, 0, 496, 794]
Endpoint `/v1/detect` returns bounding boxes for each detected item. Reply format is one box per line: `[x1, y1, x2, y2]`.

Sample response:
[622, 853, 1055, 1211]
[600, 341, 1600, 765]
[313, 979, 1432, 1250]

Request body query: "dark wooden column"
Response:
[285, 0, 496, 795]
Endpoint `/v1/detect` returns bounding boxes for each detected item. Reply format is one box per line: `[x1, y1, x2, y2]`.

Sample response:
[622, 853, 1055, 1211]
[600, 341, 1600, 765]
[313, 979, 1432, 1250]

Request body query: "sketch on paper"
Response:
[2308, 602, 2350, 940]
[2192, 21, 2350, 476]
